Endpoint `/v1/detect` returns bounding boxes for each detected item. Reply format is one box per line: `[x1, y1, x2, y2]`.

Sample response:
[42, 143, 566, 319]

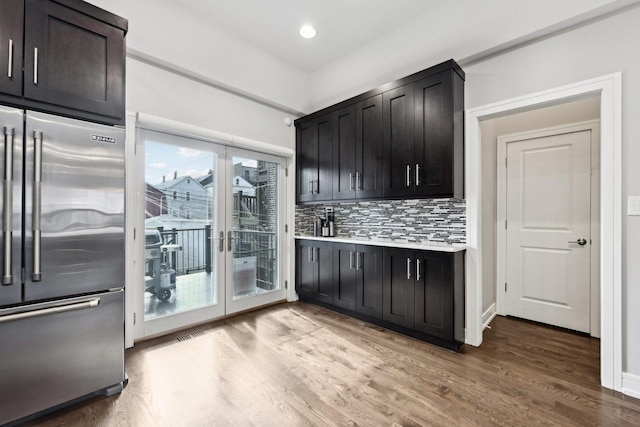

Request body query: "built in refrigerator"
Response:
[0, 106, 126, 425]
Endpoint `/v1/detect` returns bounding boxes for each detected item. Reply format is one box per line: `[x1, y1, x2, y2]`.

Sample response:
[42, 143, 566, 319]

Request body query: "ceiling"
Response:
[179, 0, 446, 73]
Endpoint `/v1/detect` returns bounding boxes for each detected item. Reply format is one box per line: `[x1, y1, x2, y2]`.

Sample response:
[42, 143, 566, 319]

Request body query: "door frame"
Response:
[496, 120, 600, 335]
[464, 73, 622, 391]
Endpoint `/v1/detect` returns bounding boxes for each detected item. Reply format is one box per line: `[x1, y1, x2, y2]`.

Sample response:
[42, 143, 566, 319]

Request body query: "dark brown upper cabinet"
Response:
[0, 0, 127, 125]
[0, 0, 25, 98]
[382, 69, 463, 199]
[333, 95, 383, 200]
[296, 113, 333, 203]
[295, 60, 464, 205]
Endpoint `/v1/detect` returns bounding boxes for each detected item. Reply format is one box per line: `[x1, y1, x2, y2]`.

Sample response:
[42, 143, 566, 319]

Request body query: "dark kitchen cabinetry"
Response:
[0, 0, 127, 125]
[295, 60, 464, 204]
[382, 247, 464, 346]
[296, 113, 333, 203]
[0, 0, 24, 97]
[382, 69, 463, 199]
[296, 238, 465, 351]
[333, 243, 383, 317]
[333, 95, 383, 200]
[295, 240, 334, 304]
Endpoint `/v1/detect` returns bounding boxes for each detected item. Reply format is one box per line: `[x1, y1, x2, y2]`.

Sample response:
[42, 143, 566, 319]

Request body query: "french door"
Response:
[139, 129, 286, 337]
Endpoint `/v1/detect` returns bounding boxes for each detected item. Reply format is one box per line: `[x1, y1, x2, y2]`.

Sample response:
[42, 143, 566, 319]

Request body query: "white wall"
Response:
[479, 98, 600, 314]
[464, 6, 640, 375]
[86, 0, 310, 114]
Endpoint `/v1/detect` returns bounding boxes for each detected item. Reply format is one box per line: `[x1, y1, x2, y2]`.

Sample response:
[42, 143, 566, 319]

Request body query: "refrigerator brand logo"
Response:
[91, 134, 117, 144]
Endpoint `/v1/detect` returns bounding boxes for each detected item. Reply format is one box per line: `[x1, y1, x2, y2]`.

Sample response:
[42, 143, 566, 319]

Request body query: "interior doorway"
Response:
[496, 120, 600, 336]
[464, 73, 623, 391]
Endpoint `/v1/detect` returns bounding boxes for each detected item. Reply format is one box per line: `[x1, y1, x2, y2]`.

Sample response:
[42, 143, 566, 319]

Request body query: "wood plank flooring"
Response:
[24, 302, 640, 426]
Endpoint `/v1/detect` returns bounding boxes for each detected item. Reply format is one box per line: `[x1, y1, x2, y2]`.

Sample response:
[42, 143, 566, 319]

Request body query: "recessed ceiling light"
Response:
[299, 25, 317, 39]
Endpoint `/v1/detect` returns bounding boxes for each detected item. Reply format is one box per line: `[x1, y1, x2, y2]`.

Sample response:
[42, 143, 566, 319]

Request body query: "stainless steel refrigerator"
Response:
[0, 106, 125, 425]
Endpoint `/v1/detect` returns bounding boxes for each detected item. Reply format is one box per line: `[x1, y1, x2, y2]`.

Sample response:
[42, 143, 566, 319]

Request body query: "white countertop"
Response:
[294, 235, 466, 253]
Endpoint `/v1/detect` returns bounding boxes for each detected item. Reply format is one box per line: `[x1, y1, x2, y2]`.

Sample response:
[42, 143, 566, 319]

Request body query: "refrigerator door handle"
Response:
[32, 131, 43, 282]
[0, 298, 100, 324]
[3, 127, 14, 285]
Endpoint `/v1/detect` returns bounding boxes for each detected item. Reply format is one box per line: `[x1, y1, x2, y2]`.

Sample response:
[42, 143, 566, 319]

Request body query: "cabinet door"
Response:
[296, 119, 318, 203]
[333, 105, 357, 200]
[355, 244, 383, 319]
[414, 251, 453, 340]
[414, 71, 453, 197]
[333, 243, 356, 310]
[296, 240, 317, 298]
[382, 84, 415, 198]
[382, 248, 415, 328]
[0, 0, 24, 97]
[24, 0, 125, 122]
[356, 95, 383, 199]
[315, 241, 334, 304]
[316, 115, 333, 201]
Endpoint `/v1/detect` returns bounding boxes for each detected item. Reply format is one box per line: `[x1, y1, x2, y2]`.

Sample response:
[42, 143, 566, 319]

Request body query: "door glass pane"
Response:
[144, 140, 217, 320]
[232, 157, 279, 300]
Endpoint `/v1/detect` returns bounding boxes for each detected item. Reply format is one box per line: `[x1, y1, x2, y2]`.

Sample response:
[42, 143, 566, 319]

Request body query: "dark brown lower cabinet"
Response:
[296, 239, 465, 351]
[295, 240, 333, 304]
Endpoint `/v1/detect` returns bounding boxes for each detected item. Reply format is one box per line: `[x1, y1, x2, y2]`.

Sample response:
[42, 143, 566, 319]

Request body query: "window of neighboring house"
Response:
[172, 190, 177, 200]
[186, 191, 191, 201]
[186, 209, 192, 219]
[171, 208, 179, 217]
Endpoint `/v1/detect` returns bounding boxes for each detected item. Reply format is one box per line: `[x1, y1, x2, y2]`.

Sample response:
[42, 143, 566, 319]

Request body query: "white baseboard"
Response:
[622, 372, 640, 400]
[482, 303, 497, 330]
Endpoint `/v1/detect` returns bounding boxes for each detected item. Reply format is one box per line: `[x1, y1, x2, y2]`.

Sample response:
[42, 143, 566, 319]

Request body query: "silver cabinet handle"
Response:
[314, 247, 319, 263]
[0, 298, 100, 324]
[218, 231, 224, 252]
[349, 251, 354, 269]
[356, 252, 361, 271]
[32, 131, 43, 282]
[7, 39, 13, 78]
[227, 230, 233, 252]
[308, 246, 313, 263]
[314, 180, 319, 194]
[406, 165, 411, 187]
[308, 179, 313, 194]
[416, 258, 421, 282]
[568, 238, 587, 246]
[407, 257, 412, 280]
[356, 172, 361, 190]
[349, 173, 354, 191]
[3, 127, 14, 285]
[33, 47, 38, 85]
[415, 164, 421, 186]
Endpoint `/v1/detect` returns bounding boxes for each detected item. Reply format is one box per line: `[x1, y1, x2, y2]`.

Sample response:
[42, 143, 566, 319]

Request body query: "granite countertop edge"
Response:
[294, 235, 467, 253]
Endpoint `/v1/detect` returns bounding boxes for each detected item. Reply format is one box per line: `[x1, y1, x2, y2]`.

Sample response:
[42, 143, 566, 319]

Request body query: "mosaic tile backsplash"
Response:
[295, 199, 466, 244]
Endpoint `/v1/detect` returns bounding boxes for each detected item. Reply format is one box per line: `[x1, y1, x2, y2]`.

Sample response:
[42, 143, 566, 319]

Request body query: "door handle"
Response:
[227, 230, 233, 252]
[218, 231, 224, 252]
[314, 247, 318, 263]
[356, 252, 361, 271]
[314, 180, 319, 194]
[308, 246, 313, 263]
[33, 47, 38, 85]
[349, 251, 355, 269]
[416, 258, 421, 282]
[32, 131, 43, 282]
[349, 173, 354, 191]
[568, 238, 587, 246]
[406, 165, 411, 187]
[3, 127, 14, 285]
[7, 39, 13, 79]
[356, 172, 361, 190]
[0, 298, 100, 324]
[407, 257, 412, 279]
[308, 179, 313, 194]
[415, 164, 421, 186]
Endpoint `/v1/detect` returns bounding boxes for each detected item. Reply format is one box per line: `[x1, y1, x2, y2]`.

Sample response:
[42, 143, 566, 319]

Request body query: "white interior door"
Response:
[505, 130, 592, 332]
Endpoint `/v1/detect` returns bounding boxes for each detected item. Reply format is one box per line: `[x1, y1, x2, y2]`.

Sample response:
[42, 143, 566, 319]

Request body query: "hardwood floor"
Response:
[25, 302, 640, 426]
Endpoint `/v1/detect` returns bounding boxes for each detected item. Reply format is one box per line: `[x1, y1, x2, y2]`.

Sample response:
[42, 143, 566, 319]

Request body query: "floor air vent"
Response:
[176, 330, 206, 342]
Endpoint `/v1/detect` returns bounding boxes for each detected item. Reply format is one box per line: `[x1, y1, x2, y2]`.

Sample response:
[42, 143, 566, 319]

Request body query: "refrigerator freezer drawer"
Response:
[0, 289, 125, 425]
